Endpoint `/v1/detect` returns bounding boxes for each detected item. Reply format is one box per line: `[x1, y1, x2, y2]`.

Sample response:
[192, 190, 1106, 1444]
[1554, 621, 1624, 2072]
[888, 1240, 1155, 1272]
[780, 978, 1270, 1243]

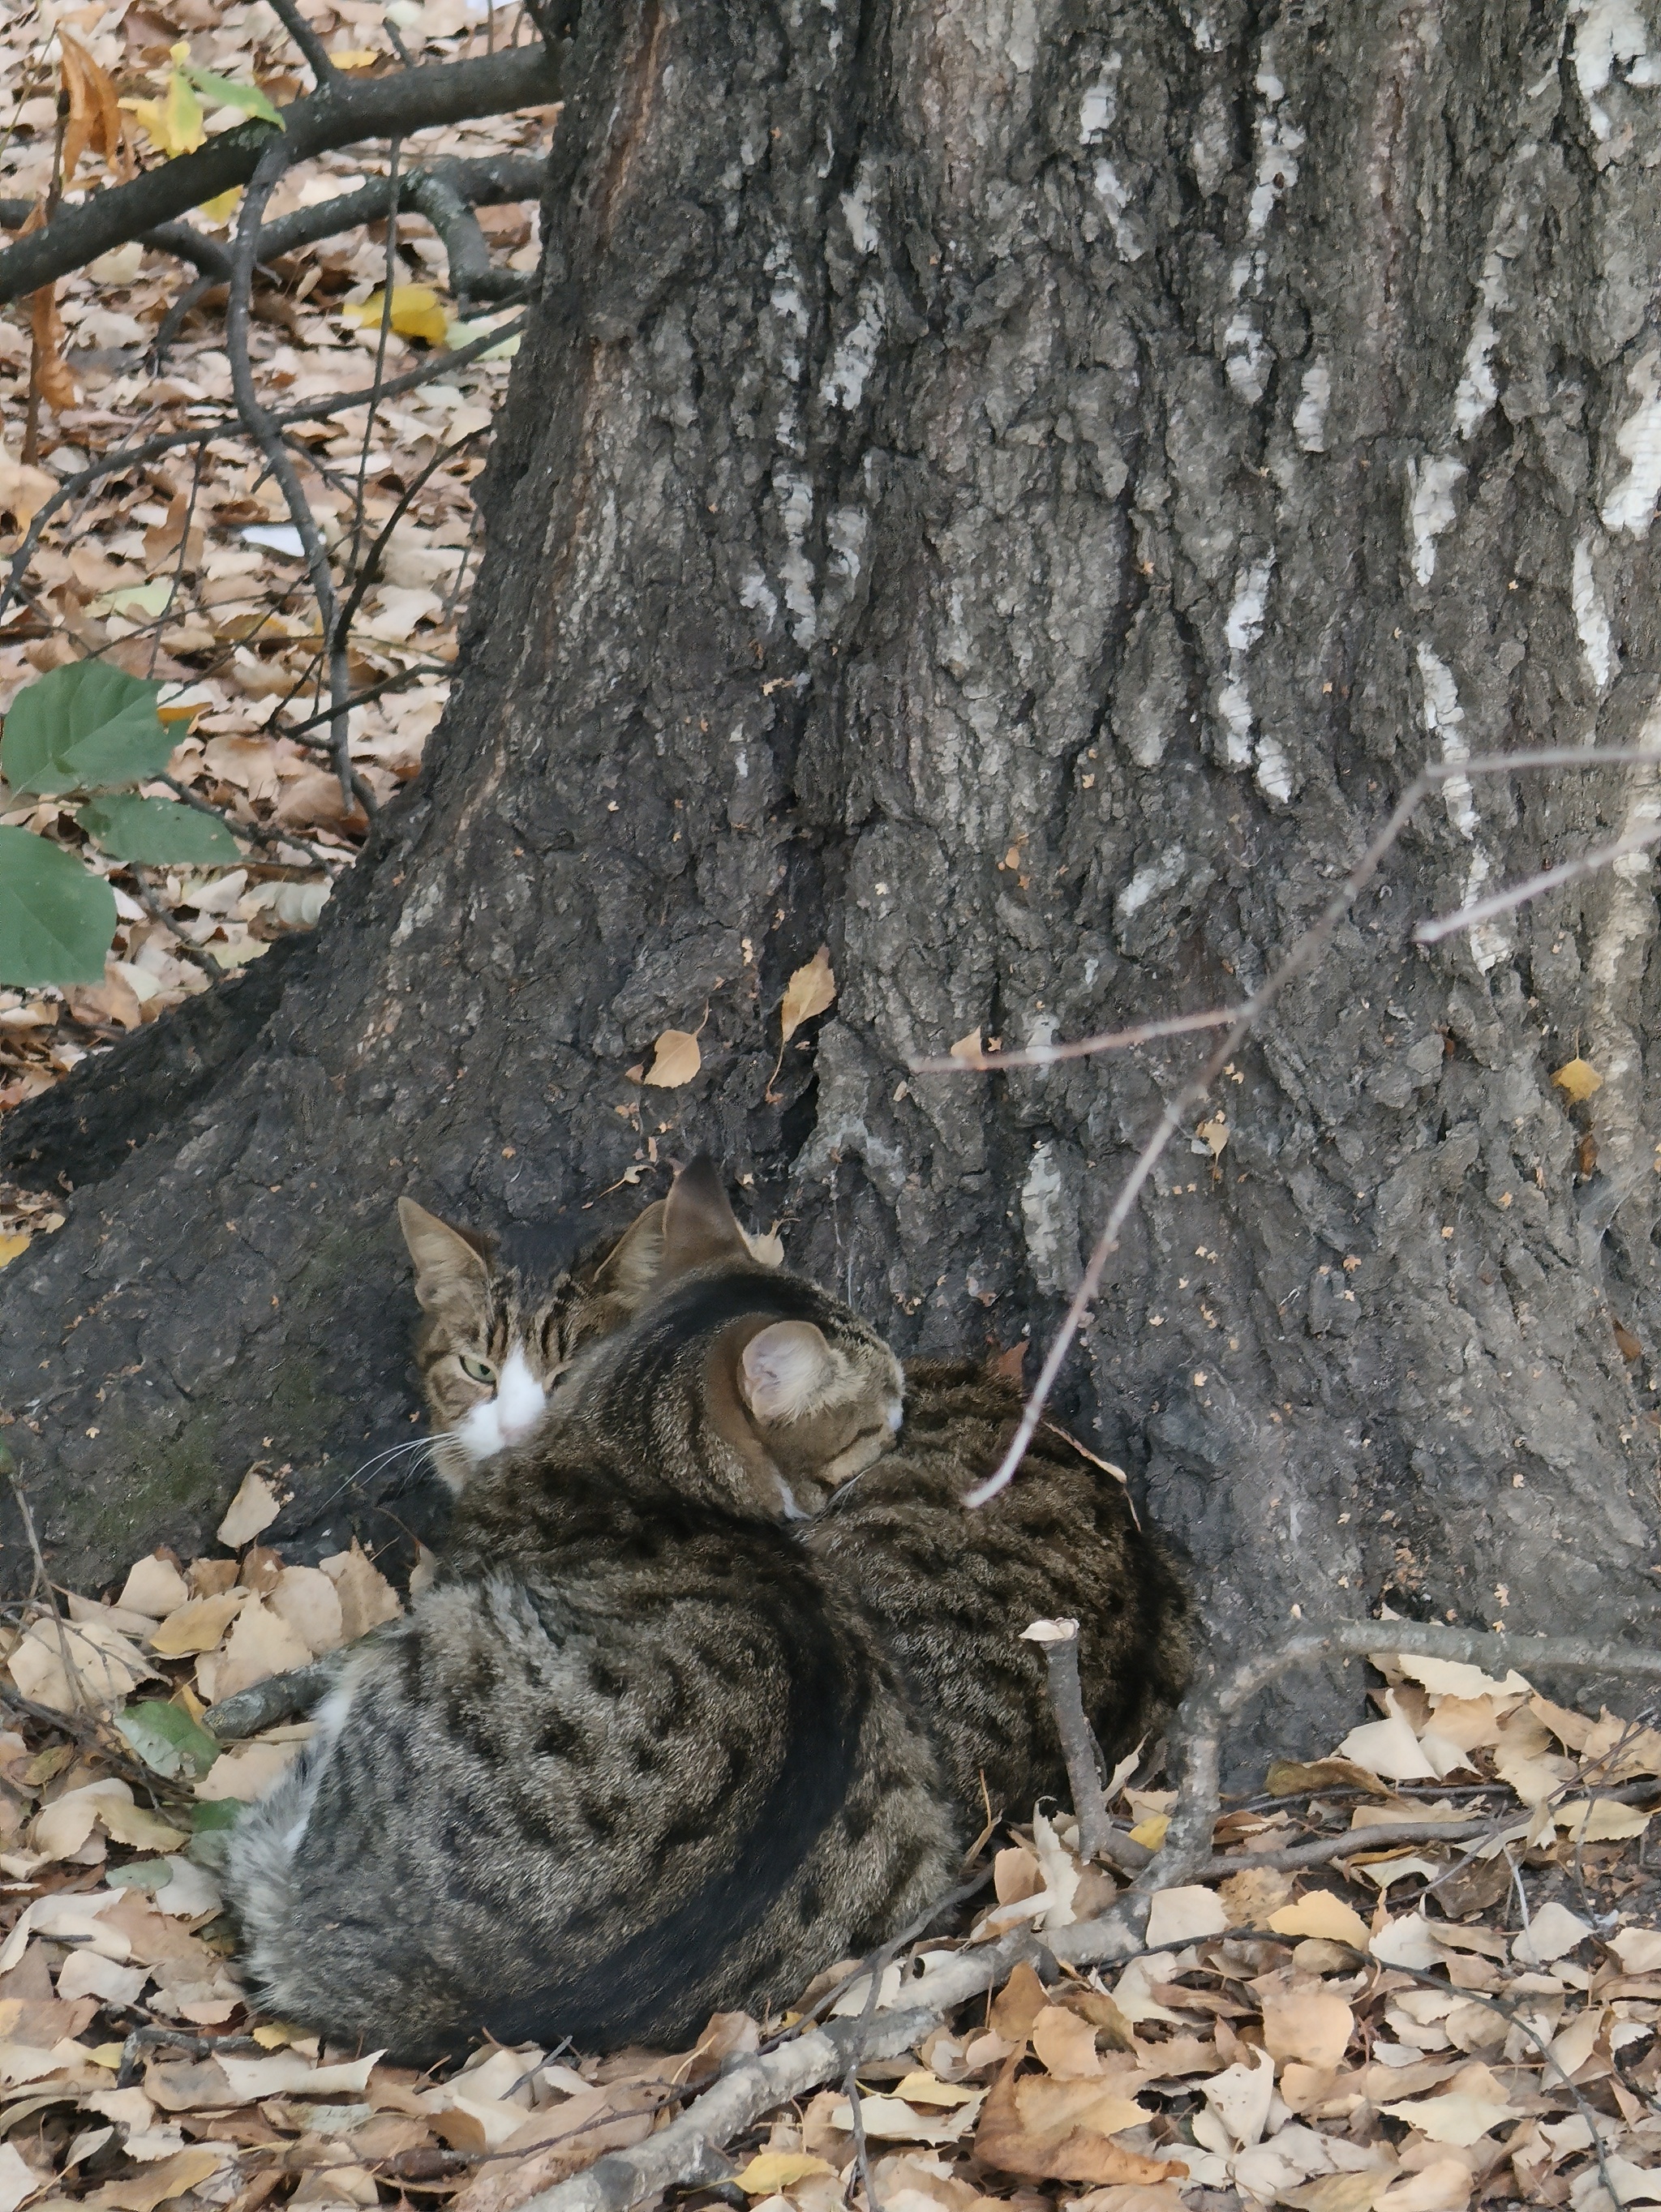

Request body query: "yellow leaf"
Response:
[1127, 1814, 1168, 1849]
[119, 63, 204, 157]
[343, 285, 450, 344]
[329, 47, 380, 67]
[732, 2153, 836, 2195]
[1267, 1891, 1370, 1948]
[0, 1233, 30, 1271]
[1552, 1056, 1603, 1103]
[90, 2043, 124, 2069]
[639, 1029, 701, 1088]
[780, 945, 836, 1044]
[198, 186, 242, 224]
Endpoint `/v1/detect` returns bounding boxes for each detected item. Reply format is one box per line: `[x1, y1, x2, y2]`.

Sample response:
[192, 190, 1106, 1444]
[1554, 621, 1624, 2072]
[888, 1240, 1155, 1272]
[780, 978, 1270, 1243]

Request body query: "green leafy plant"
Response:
[0, 662, 242, 987]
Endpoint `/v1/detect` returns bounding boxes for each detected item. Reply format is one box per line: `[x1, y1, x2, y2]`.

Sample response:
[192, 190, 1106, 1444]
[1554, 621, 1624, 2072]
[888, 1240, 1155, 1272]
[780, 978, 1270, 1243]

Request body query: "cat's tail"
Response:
[220, 1683, 356, 2014]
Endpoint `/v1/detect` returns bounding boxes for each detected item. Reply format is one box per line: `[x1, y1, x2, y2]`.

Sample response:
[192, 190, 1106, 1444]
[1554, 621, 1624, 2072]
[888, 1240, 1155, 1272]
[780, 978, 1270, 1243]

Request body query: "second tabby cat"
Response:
[405, 1174, 1192, 1823]
[224, 1166, 952, 2063]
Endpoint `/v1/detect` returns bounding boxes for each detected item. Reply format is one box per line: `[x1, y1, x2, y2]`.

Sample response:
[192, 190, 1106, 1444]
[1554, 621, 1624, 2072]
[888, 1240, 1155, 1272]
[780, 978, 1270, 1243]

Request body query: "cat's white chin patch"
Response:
[455, 1346, 548, 1462]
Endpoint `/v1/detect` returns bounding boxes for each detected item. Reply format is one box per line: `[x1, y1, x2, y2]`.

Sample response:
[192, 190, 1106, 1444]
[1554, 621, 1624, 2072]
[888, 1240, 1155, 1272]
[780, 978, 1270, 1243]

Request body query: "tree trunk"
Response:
[4, 0, 1660, 1760]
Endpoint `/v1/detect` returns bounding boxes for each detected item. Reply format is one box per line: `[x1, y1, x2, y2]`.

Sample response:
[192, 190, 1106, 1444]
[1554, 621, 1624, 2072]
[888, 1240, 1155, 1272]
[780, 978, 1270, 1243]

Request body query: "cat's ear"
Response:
[398, 1198, 491, 1310]
[592, 1200, 667, 1305]
[739, 1320, 834, 1425]
[658, 1155, 752, 1280]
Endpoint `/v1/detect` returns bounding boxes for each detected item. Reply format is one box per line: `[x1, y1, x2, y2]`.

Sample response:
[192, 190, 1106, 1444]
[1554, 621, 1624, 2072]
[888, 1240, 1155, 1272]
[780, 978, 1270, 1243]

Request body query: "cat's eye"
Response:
[460, 1354, 496, 1385]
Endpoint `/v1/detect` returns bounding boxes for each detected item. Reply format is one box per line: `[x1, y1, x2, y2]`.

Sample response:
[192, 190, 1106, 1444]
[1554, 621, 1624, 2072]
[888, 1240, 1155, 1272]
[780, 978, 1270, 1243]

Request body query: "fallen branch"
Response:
[0, 43, 560, 303]
[204, 1655, 340, 1739]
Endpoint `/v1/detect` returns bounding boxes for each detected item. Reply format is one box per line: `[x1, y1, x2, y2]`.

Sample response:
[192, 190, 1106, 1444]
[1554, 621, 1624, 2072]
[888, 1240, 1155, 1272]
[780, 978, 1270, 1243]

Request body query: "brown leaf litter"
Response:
[0, 1507, 1643, 2212]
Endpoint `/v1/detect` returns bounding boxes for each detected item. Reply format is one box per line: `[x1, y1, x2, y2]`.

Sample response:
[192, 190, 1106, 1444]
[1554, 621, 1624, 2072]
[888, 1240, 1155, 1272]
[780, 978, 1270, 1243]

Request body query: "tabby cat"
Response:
[224, 1164, 954, 2064]
[409, 1177, 1192, 1824]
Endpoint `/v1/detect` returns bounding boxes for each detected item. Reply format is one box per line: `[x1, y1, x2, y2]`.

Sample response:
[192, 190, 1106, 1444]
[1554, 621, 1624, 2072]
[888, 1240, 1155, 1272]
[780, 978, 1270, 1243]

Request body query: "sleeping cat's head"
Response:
[397, 1201, 661, 1492]
[555, 1156, 906, 1519]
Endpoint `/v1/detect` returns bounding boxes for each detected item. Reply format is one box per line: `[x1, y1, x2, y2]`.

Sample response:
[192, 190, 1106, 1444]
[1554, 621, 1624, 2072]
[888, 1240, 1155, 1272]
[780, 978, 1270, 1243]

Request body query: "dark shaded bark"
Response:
[5, 0, 1661, 1760]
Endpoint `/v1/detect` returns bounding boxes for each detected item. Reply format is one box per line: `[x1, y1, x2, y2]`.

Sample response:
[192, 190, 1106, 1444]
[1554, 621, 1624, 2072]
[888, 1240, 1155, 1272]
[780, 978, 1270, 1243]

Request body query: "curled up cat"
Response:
[397, 1171, 1192, 1830]
[222, 1164, 957, 2064]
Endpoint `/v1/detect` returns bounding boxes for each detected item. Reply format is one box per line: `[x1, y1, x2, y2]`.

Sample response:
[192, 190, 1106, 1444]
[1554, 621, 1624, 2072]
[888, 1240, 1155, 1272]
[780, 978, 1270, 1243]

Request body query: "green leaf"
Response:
[115, 1697, 222, 1781]
[77, 795, 238, 866]
[191, 1797, 242, 1832]
[1, 662, 174, 797]
[108, 1858, 175, 1893]
[178, 62, 285, 129]
[0, 827, 116, 986]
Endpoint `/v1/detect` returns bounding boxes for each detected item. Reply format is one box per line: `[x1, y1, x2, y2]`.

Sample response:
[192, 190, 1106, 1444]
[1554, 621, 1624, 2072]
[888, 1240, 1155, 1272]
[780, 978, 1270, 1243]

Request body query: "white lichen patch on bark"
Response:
[1092, 161, 1143, 259]
[1294, 358, 1330, 452]
[1573, 0, 1659, 137]
[1408, 458, 1466, 585]
[1416, 642, 1478, 840]
[1572, 535, 1616, 690]
[1116, 845, 1187, 921]
[1215, 557, 1284, 795]
[1019, 1142, 1071, 1296]
[1599, 346, 1661, 533]
[1452, 192, 1532, 439]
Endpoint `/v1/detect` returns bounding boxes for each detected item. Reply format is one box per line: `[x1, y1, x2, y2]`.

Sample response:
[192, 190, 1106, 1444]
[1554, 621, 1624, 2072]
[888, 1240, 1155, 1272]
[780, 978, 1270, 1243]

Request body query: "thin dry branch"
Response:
[1023, 1617, 1111, 1862]
[0, 43, 560, 302]
[966, 743, 1661, 1507]
[913, 1006, 1245, 1074]
[1414, 817, 1661, 943]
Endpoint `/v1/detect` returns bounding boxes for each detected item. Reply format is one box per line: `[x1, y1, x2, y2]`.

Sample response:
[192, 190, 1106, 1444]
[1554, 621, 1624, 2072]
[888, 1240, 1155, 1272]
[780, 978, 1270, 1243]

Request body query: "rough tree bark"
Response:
[4, 0, 1661, 1759]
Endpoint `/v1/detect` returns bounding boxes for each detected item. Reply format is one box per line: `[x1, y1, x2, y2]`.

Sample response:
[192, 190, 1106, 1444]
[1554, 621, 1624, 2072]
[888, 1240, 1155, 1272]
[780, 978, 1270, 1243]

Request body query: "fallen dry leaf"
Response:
[975, 2057, 1170, 2187]
[1260, 1976, 1355, 2070]
[1552, 1055, 1603, 1103]
[732, 2152, 837, 2194]
[320, 1541, 401, 1640]
[1144, 1886, 1228, 1946]
[97, 2144, 230, 2210]
[780, 946, 836, 1043]
[118, 1556, 191, 1620]
[149, 1593, 246, 1658]
[217, 1469, 282, 1549]
[637, 1027, 702, 1088]
[1268, 1892, 1370, 1948]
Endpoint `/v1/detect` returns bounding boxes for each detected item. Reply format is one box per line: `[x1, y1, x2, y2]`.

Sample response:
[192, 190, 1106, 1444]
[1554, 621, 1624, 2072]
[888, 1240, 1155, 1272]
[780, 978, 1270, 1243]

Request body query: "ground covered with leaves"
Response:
[0, 1460, 1649, 2212]
[0, 0, 547, 1248]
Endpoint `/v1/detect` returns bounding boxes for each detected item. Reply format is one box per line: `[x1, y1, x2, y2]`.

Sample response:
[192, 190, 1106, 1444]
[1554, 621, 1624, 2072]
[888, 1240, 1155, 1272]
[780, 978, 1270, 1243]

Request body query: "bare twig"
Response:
[1021, 1618, 1110, 1863]
[0, 45, 560, 302]
[967, 743, 1661, 1507]
[913, 1006, 1246, 1075]
[1414, 818, 1661, 943]
[204, 1655, 341, 1740]
[264, 0, 341, 88]
[225, 140, 364, 821]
